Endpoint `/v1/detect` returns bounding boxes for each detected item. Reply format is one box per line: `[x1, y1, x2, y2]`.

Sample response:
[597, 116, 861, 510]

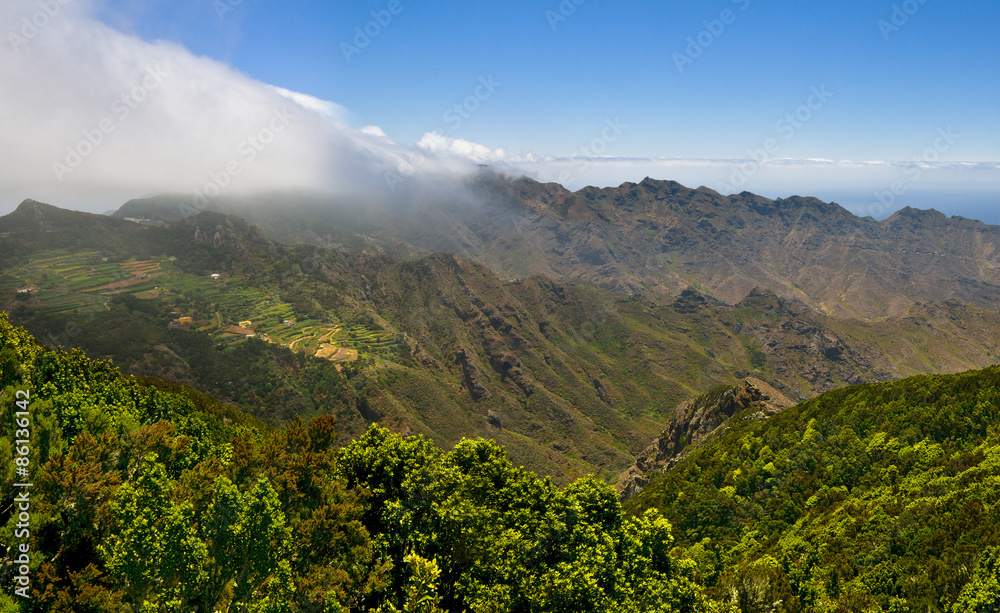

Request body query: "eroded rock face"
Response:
[188, 215, 276, 256]
[616, 378, 794, 502]
[455, 346, 490, 401]
[730, 288, 888, 393]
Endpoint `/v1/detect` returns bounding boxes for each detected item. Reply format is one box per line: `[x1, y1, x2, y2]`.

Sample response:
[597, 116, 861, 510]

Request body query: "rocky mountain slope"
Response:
[616, 378, 794, 502]
[115, 173, 1000, 320]
[5, 199, 1000, 481]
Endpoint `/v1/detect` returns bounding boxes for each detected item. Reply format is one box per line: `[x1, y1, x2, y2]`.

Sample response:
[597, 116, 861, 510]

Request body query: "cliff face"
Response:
[616, 378, 794, 501]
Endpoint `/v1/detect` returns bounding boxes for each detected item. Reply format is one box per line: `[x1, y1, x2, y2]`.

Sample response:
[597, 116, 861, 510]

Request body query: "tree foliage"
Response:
[1, 314, 703, 612]
[6, 308, 1000, 611]
[628, 366, 1000, 612]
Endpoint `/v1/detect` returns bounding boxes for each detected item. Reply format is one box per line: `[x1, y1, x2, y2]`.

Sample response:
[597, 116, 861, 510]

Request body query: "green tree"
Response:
[100, 453, 207, 612]
[199, 475, 291, 611]
[953, 548, 1000, 613]
[379, 554, 446, 613]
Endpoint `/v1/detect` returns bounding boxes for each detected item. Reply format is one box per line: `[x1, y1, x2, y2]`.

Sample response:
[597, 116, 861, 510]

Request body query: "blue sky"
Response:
[95, 0, 1000, 161]
[1, 0, 998, 219]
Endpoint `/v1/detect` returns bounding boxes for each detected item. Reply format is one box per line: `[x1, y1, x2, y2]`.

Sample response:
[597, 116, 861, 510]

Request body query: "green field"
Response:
[2, 250, 398, 364]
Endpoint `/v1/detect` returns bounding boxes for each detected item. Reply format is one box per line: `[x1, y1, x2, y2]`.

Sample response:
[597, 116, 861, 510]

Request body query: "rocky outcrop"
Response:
[188, 214, 276, 255]
[488, 352, 534, 397]
[455, 346, 490, 401]
[616, 378, 794, 502]
[726, 287, 895, 392]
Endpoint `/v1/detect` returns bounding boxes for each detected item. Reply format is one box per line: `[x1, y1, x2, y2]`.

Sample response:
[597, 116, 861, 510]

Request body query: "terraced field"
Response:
[3, 250, 398, 364]
[277, 324, 359, 363]
[0, 251, 160, 314]
[336, 324, 398, 355]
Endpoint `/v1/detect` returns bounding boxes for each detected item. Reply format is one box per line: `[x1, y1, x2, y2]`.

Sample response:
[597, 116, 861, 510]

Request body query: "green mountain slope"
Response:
[4, 314, 1000, 612]
[625, 366, 1000, 611]
[5, 202, 1000, 483]
[0, 314, 707, 612]
[617, 378, 795, 502]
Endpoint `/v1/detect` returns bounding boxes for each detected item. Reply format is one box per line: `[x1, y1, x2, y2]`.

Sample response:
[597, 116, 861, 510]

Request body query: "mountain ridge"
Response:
[616, 377, 794, 502]
[110, 173, 1000, 320]
[5, 197, 1000, 481]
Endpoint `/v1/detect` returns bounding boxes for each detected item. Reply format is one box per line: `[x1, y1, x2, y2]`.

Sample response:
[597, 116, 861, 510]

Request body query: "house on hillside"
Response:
[226, 325, 256, 338]
[16, 286, 36, 294]
[211, 273, 222, 280]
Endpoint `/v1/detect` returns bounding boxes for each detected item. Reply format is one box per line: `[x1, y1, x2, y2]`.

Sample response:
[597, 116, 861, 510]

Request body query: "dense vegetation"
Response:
[627, 365, 1000, 611]
[4, 304, 1000, 610]
[14, 296, 361, 428]
[7, 203, 1000, 485]
[0, 315, 708, 612]
[5, 308, 1000, 612]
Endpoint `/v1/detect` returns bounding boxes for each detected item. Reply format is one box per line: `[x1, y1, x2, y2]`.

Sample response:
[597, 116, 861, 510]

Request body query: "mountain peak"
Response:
[885, 206, 948, 223]
[738, 287, 784, 308]
[15, 198, 57, 213]
[638, 176, 686, 192]
[2, 199, 112, 231]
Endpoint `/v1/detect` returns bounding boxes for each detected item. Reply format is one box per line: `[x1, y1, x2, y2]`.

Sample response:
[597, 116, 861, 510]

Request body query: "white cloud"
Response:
[270, 86, 349, 123]
[416, 132, 1000, 206]
[0, 1, 997, 220]
[0, 0, 474, 212]
[417, 132, 508, 165]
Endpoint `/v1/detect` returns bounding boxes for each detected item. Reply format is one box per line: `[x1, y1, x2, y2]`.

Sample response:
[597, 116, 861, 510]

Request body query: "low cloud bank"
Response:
[0, 0, 479, 213]
[1, 1, 996, 222]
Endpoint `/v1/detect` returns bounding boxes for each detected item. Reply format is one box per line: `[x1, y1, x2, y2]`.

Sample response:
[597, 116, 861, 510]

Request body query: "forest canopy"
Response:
[0, 313, 704, 612]
[3, 312, 1000, 611]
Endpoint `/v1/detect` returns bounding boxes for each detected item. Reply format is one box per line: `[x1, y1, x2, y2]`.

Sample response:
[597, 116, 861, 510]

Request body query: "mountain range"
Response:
[114, 173, 1000, 319]
[3, 174, 1000, 484]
